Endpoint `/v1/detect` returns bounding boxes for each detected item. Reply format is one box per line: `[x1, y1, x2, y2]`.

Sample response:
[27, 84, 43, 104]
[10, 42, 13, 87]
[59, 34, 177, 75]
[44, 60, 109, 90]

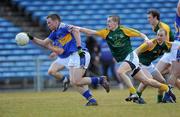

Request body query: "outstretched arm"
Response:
[79, 27, 97, 35]
[177, 0, 180, 16]
[28, 34, 64, 54]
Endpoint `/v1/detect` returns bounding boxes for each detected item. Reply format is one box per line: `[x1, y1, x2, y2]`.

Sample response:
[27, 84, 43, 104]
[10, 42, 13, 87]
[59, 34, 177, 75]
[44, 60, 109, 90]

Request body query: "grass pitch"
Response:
[0, 88, 180, 117]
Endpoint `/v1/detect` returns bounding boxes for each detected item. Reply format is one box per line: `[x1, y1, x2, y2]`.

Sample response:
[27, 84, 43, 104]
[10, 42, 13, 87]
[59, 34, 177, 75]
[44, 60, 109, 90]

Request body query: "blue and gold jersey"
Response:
[175, 13, 180, 41]
[48, 23, 78, 58]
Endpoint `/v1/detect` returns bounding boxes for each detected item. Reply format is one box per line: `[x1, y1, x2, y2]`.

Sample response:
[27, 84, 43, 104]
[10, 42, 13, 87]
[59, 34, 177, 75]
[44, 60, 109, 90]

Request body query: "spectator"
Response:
[100, 40, 123, 87]
[85, 35, 101, 76]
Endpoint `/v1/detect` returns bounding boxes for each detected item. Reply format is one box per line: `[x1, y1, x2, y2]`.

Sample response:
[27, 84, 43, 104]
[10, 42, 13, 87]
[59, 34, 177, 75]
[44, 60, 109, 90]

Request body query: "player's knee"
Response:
[70, 80, 81, 86]
[117, 69, 125, 76]
[48, 70, 56, 76]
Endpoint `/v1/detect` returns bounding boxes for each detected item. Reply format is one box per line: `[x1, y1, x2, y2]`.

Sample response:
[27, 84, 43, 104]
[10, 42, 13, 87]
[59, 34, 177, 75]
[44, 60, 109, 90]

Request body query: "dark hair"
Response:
[46, 14, 61, 22]
[147, 9, 160, 20]
[108, 15, 120, 25]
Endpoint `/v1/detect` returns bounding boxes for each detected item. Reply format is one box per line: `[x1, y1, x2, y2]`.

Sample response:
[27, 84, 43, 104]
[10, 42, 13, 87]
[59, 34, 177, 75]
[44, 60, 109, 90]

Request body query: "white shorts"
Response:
[52, 57, 70, 69]
[68, 51, 90, 69]
[169, 41, 180, 62]
[140, 63, 157, 74]
[159, 52, 172, 64]
[124, 51, 140, 69]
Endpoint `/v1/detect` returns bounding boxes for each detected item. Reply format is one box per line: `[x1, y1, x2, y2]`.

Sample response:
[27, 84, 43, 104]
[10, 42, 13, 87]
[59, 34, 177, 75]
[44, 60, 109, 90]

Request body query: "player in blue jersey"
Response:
[27, 14, 110, 106]
[168, 0, 180, 90]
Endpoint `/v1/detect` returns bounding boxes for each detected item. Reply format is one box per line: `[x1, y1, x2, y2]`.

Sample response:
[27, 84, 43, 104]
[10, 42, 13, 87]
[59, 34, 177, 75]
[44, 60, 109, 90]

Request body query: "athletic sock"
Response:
[160, 84, 168, 92]
[129, 87, 136, 94]
[91, 77, 103, 86]
[157, 95, 163, 103]
[82, 90, 92, 100]
[137, 92, 142, 98]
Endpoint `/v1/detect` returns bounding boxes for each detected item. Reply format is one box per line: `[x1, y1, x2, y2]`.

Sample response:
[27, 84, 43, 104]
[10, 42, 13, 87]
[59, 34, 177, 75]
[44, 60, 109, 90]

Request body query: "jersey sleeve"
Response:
[136, 38, 155, 54]
[160, 23, 170, 42]
[96, 29, 110, 39]
[48, 32, 55, 41]
[60, 23, 73, 33]
[121, 26, 141, 37]
[136, 42, 149, 54]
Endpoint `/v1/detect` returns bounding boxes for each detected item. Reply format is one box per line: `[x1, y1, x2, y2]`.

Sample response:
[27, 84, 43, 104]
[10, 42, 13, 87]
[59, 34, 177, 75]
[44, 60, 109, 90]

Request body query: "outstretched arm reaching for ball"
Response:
[27, 33, 64, 55]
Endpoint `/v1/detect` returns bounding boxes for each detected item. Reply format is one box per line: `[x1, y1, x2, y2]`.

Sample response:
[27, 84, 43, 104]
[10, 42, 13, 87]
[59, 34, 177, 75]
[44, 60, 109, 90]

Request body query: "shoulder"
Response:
[97, 28, 110, 34]
[159, 22, 170, 30]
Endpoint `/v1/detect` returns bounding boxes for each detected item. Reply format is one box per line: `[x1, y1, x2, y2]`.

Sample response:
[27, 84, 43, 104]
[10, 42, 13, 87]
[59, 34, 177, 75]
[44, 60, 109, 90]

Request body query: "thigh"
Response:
[118, 61, 132, 73]
[151, 69, 165, 83]
[69, 67, 86, 83]
[171, 61, 180, 77]
[48, 59, 65, 72]
[141, 68, 153, 79]
[68, 51, 90, 69]
[134, 69, 149, 83]
[156, 60, 170, 74]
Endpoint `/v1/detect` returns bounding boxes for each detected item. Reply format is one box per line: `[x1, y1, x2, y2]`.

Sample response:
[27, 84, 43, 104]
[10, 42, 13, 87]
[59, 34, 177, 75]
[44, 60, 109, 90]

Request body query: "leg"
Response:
[134, 69, 176, 103]
[117, 61, 139, 102]
[136, 68, 153, 97]
[48, 59, 70, 92]
[69, 67, 98, 106]
[151, 69, 167, 102]
[48, 60, 65, 80]
[170, 61, 180, 88]
[175, 79, 180, 89]
[156, 60, 171, 76]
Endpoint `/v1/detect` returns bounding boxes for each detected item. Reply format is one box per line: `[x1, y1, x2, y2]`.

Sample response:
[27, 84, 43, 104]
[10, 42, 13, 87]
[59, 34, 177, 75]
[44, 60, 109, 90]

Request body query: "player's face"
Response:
[147, 14, 156, 25]
[107, 17, 118, 31]
[156, 31, 166, 43]
[46, 18, 59, 31]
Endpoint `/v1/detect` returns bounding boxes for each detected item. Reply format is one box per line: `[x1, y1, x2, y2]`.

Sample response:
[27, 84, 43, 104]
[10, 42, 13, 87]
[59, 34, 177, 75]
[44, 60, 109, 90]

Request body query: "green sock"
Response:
[137, 92, 142, 98]
[157, 95, 163, 103]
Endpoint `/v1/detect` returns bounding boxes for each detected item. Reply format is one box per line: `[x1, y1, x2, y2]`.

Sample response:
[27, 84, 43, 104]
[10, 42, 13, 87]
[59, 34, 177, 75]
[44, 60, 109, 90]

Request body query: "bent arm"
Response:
[32, 37, 64, 54]
[139, 33, 149, 41]
[71, 28, 82, 47]
[140, 33, 153, 47]
[135, 43, 149, 55]
[32, 37, 51, 48]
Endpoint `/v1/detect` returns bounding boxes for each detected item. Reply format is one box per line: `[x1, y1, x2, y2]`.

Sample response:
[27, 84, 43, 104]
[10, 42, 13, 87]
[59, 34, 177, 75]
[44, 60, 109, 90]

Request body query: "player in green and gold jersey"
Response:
[74, 15, 175, 103]
[135, 29, 175, 103]
[147, 9, 174, 78]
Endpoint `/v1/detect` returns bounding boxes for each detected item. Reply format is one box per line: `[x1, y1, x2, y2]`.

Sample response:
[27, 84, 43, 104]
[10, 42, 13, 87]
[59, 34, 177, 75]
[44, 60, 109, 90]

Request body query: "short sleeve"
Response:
[96, 29, 110, 39]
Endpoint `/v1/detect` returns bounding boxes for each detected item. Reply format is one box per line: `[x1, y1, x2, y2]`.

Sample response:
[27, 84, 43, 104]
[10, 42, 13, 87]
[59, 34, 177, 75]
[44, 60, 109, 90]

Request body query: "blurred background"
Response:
[0, 0, 177, 91]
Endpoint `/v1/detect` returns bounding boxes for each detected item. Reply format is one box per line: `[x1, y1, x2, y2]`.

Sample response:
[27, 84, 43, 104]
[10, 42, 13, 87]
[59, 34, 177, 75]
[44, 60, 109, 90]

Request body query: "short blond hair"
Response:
[108, 15, 120, 25]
